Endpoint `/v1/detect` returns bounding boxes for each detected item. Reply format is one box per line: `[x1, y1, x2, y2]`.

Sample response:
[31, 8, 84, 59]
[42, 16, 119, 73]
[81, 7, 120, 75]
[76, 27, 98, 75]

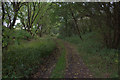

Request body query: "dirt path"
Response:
[64, 42, 93, 78]
[31, 39, 93, 78]
[31, 40, 61, 78]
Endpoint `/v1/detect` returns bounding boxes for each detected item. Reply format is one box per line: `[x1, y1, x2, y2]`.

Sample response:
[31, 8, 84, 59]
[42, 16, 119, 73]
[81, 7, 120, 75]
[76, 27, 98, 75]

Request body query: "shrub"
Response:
[2, 38, 56, 78]
[2, 27, 32, 47]
[63, 32, 118, 78]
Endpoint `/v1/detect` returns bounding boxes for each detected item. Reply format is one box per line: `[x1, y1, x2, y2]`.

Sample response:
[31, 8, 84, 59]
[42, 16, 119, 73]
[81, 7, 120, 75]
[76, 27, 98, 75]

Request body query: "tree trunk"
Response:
[9, 11, 18, 29]
[112, 3, 120, 49]
[2, 2, 5, 26]
[71, 11, 82, 40]
[8, 2, 21, 29]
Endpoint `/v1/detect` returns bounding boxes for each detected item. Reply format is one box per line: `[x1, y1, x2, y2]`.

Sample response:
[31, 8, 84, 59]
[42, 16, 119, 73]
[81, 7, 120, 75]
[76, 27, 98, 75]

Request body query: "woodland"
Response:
[2, 2, 120, 78]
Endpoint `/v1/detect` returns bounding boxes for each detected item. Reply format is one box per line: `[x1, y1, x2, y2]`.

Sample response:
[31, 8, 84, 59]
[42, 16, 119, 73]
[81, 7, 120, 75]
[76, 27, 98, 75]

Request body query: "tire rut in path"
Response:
[64, 42, 93, 78]
[31, 41, 61, 78]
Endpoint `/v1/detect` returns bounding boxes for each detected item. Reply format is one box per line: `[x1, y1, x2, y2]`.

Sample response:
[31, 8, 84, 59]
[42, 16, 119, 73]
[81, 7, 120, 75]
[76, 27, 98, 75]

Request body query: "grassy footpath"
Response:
[3, 38, 56, 78]
[63, 32, 118, 78]
[50, 40, 66, 78]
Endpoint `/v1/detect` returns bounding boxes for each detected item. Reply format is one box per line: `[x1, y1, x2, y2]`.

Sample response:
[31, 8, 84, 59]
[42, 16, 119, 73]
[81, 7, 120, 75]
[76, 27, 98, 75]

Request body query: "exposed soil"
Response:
[64, 42, 93, 78]
[31, 41, 61, 78]
[31, 39, 93, 78]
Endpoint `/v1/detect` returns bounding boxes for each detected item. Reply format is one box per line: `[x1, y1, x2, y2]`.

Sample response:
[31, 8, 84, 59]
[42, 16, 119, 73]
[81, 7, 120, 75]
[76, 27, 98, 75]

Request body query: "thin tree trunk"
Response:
[71, 11, 82, 40]
[9, 12, 18, 29]
[112, 3, 120, 49]
[8, 2, 21, 29]
[2, 2, 5, 26]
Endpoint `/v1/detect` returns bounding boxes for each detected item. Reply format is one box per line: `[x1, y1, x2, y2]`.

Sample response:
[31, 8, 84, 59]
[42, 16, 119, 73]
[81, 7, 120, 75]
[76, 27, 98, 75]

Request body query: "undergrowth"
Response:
[2, 38, 56, 78]
[63, 32, 118, 78]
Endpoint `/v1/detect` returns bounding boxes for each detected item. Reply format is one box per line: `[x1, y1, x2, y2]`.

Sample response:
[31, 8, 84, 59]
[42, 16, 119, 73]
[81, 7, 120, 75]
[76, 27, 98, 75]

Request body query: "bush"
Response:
[2, 38, 56, 78]
[13, 30, 32, 40]
[2, 27, 32, 47]
[2, 26, 12, 47]
[63, 32, 118, 78]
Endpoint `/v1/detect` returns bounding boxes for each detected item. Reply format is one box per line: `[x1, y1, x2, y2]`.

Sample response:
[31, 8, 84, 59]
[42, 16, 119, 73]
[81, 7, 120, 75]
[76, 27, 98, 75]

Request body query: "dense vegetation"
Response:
[64, 32, 118, 77]
[1, 2, 119, 78]
[3, 38, 56, 78]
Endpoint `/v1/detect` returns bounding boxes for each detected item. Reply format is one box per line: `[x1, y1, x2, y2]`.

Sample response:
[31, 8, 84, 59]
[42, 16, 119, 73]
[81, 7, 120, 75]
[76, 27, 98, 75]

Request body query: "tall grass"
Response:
[51, 40, 66, 78]
[3, 38, 56, 78]
[63, 32, 118, 78]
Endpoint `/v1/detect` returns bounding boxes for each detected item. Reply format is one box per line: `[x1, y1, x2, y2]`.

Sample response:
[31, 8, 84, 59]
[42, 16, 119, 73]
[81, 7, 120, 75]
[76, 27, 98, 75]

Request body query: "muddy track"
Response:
[31, 39, 93, 78]
[32, 40, 61, 78]
[64, 42, 93, 78]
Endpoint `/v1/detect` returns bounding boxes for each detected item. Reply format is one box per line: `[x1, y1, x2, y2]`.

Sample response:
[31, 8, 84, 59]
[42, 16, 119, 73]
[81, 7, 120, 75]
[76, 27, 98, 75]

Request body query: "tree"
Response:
[4, 2, 24, 29]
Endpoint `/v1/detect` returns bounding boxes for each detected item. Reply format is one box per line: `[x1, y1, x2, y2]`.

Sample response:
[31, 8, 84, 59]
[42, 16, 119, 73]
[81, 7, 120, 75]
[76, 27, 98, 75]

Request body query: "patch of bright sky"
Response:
[59, 5, 61, 7]
[87, 0, 90, 2]
[110, 1, 113, 4]
[102, 5, 104, 7]
[22, 27, 25, 29]
[3, 22, 7, 27]
[83, 3, 85, 6]
[15, 19, 20, 25]
[47, 0, 52, 2]
[4, 19, 20, 27]
[33, 26, 35, 28]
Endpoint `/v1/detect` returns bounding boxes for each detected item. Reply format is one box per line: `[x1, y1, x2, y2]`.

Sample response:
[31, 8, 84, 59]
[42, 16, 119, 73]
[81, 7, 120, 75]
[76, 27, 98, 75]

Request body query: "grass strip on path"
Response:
[50, 40, 66, 78]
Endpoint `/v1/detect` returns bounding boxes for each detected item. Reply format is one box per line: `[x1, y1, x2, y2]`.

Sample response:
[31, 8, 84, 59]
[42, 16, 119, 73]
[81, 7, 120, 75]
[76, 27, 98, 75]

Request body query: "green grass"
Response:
[63, 32, 118, 78]
[50, 40, 66, 78]
[2, 38, 56, 78]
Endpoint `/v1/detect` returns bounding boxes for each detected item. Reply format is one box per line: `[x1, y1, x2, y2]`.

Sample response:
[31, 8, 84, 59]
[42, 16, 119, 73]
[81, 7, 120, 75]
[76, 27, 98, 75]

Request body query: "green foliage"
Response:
[2, 38, 56, 78]
[63, 35, 81, 44]
[13, 30, 32, 41]
[2, 26, 13, 47]
[2, 2, 119, 78]
[2, 26, 33, 47]
[63, 32, 118, 78]
[51, 40, 66, 78]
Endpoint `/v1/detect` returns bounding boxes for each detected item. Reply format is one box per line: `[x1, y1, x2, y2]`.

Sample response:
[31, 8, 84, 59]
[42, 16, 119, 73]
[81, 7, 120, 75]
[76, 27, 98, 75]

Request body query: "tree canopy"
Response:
[2, 2, 120, 48]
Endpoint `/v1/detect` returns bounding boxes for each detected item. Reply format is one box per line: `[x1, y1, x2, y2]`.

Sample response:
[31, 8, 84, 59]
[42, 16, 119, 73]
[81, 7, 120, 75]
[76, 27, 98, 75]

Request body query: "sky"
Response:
[4, 19, 20, 28]
[15, 19, 20, 25]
